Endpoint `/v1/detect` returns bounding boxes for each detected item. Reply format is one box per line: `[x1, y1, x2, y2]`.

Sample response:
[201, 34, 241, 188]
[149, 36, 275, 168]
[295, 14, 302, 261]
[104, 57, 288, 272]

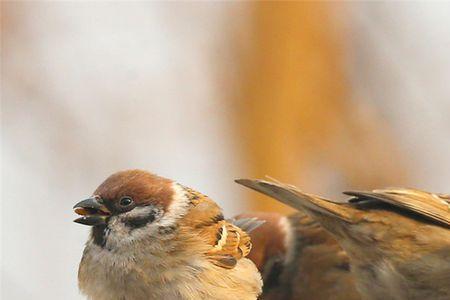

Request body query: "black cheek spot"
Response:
[125, 212, 157, 229]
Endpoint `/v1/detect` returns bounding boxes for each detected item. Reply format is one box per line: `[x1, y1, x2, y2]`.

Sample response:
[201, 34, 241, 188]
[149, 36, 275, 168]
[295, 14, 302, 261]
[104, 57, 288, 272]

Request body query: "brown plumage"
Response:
[177, 184, 253, 268]
[74, 170, 262, 300]
[235, 212, 361, 300]
[236, 179, 450, 300]
[200, 220, 252, 268]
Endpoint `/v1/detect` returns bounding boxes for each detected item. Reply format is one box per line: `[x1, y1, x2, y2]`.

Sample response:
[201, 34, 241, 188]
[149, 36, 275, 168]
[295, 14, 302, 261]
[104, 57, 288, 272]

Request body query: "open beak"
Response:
[73, 196, 110, 226]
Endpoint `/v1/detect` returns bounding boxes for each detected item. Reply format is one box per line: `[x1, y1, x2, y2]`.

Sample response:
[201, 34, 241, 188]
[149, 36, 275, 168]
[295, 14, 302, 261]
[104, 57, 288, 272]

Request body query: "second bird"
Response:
[237, 178, 450, 300]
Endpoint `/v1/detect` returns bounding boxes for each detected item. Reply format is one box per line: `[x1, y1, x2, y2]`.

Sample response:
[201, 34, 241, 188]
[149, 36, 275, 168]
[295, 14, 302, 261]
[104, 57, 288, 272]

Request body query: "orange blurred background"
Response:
[3, 2, 450, 299]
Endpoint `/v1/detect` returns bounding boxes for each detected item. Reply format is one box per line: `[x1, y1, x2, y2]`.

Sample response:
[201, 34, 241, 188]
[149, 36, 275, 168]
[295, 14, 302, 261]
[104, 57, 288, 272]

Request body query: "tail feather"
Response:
[235, 179, 355, 223]
[231, 217, 266, 233]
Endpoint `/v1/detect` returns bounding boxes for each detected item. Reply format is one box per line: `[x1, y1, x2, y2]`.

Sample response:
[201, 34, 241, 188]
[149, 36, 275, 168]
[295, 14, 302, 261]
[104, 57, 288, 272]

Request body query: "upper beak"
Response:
[73, 196, 111, 226]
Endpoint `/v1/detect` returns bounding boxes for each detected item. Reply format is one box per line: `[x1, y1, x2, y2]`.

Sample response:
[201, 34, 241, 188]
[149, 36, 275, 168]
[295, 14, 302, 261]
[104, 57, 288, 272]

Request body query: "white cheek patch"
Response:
[105, 219, 158, 250]
[103, 206, 163, 249]
[122, 205, 160, 219]
[157, 182, 191, 227]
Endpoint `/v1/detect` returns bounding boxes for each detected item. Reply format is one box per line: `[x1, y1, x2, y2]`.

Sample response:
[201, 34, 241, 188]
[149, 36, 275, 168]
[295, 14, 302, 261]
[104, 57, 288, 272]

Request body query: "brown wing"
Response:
[177, 184, 253, 268]
[235, 179, 356, 223]
[234, 212, 360, 300]
[235, 178, 450, 228]
[200, 220, 253, 269]
[344, 188, 450, 227]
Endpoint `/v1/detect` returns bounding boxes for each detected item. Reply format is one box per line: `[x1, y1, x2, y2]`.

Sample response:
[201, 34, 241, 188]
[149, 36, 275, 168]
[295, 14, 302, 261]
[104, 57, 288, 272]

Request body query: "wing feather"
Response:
[231, 217, 266, 233]
[344, 188, 450, 227]
[202, 220, 253, 269]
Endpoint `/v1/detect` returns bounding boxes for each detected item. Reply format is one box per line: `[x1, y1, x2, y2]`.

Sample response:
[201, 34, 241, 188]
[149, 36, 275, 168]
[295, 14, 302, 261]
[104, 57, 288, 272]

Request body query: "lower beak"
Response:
[73, 196, 110, 226]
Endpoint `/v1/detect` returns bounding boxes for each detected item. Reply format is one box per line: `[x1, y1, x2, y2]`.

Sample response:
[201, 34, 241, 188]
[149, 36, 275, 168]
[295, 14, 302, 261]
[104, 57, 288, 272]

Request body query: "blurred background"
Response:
[3, 2, 450, 299]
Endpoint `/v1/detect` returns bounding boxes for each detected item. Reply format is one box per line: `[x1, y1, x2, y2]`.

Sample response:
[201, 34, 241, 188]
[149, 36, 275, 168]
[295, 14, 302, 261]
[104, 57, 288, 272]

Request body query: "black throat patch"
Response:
[92, 224, 109, 247]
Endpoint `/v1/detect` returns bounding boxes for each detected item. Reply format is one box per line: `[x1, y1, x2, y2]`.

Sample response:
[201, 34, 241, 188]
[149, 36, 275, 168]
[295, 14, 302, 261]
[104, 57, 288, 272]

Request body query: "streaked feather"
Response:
[231, 217, 266, 233]
[344, 188, 450, 227]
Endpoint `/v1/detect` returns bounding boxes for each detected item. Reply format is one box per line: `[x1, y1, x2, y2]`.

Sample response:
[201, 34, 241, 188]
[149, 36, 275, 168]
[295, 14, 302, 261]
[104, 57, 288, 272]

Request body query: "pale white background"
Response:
[2, 3, 249, 299]
[347, 2, 450, 190]
[3, 2, 450, 299]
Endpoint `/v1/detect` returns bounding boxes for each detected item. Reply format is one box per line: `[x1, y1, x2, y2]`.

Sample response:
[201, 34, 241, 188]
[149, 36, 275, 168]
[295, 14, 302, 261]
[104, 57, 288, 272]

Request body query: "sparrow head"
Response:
[73, 169, 219, 248]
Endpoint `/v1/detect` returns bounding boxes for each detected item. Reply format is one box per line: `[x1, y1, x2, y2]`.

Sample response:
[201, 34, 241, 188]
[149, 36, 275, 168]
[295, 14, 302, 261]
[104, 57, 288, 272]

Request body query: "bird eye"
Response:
[119, 196, 133, 207]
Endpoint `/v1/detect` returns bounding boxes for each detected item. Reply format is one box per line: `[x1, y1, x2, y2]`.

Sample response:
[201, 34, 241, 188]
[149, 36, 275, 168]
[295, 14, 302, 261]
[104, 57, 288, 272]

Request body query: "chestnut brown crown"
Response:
[94, 169, 174, 211]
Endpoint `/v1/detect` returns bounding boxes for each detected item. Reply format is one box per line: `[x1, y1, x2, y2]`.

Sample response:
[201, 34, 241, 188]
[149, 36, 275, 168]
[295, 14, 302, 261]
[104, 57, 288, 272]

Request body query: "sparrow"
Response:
[236, 178, 450, 300]
[73, 170, 263, 300]
[234, 212, 361, 300]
